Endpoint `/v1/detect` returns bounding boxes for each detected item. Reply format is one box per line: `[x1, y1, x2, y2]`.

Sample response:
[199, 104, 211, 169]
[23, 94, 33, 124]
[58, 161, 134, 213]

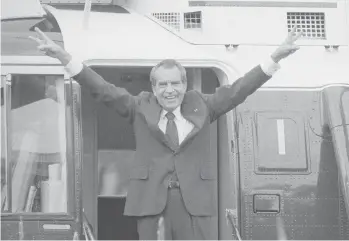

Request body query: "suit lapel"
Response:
[140, 94, 177, 151]
[140, 91, 207, 152]
[178, 93, 207, 149]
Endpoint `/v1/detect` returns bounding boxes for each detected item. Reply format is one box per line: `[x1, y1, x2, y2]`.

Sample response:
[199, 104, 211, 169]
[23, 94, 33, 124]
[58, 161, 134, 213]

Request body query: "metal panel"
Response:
[1, 222, 20, 240]
[287, 12, 326, 39]
[235, 88, 349, 240]
[22, 220, 74, 239]
[152, 12, 181, 31]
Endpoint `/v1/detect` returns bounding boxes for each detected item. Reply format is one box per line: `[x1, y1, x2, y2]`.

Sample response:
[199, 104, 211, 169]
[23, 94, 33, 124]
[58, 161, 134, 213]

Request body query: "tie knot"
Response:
[165, 112, 176, 121]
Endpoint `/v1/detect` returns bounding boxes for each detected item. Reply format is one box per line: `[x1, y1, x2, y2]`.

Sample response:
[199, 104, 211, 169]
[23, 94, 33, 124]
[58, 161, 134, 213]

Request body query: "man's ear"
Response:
[151, 84, 156, 95]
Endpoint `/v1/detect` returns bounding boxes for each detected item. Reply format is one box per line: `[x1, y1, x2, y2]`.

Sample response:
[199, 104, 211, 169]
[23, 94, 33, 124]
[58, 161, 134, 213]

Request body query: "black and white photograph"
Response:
[1, 0, 349, 240]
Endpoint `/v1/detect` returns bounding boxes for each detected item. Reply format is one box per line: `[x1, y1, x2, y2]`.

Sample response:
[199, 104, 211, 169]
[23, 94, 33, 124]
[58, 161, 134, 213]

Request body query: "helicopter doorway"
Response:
[80, 65, 220, 240]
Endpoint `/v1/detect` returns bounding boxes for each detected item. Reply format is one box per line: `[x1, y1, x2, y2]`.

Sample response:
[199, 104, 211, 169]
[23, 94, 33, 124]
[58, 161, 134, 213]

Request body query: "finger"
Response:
[28, 36, 42, 44]
[34, 27, 51, 42]
[37, 44, 52, 52]
[292, 31, 303, 42]
[285, 25, 298, 43]
[287, 25, 297, 37]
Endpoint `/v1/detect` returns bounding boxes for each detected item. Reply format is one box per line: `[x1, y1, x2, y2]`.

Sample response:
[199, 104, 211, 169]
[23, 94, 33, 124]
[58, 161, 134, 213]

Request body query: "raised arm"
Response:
[29, 27, 136, 121]
[206, 26, 302, 122]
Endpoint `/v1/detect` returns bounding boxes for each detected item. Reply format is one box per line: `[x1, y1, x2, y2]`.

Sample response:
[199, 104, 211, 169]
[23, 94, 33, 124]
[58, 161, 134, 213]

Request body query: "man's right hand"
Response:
[29, 27, 72, 65]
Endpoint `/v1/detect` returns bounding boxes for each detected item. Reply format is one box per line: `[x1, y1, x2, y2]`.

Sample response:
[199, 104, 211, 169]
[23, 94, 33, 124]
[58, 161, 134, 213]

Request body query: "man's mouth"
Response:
[165, 96, 177, 100]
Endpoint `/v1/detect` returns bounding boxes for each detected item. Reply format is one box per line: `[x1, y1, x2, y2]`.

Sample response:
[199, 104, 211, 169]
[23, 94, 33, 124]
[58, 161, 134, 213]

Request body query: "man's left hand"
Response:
[271, 26, 302, 63]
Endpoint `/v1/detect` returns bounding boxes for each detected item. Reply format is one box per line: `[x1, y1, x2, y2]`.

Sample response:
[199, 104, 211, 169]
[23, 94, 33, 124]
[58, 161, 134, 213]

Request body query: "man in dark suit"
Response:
[30, 26, 301, 240]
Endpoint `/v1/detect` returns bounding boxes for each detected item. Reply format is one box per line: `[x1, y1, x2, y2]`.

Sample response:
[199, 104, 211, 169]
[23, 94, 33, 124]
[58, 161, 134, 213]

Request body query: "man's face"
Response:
[152, 66, 187, 112]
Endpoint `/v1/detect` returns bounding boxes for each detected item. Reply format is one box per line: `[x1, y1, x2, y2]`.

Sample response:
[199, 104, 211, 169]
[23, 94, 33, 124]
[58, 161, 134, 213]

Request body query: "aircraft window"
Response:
[1, 11, 63, 56]
[2, 75, 69, 214]
[254, 112, 308, 172]
[184, 11, 202, 29]
[1, 10, 61, 33]
[30, 9, 62, 33]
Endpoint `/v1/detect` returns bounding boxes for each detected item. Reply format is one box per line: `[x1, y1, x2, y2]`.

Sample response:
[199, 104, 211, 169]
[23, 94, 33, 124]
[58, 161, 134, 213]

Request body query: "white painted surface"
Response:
[1, 0, 46, 19]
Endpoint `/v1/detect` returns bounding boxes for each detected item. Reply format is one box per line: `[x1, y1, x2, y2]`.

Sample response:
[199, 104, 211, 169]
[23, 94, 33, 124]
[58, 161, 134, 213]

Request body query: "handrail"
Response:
[226, 208, 242, 240]
[82, 211, 96, 241]
[226, 209, 289, 240]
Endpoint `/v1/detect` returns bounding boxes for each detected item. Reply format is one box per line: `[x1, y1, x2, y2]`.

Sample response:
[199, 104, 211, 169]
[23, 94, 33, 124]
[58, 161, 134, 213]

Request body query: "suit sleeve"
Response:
[205, 65, 271, 122]
[73, 65, 136, 122]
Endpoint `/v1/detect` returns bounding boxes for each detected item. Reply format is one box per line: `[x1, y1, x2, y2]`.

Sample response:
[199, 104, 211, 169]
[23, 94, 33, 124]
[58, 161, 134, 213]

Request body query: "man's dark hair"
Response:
[149, 59, 187, 86]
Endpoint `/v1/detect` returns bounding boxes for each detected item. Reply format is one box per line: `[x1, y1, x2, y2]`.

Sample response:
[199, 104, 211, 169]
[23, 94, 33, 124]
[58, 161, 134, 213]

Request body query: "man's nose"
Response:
[165, 83, 174, 92]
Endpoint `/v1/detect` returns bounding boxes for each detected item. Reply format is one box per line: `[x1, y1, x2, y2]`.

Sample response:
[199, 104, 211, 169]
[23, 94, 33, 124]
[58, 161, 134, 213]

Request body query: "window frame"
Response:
[0, 65, 80, 221]
[1, 75, 11, 213]
[184, 11, 202, 29]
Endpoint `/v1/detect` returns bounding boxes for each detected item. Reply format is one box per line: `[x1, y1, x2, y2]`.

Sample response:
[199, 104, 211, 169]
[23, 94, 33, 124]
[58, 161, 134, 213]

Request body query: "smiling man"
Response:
[151, 60, 187, 112]
[30, 26, 301, 240]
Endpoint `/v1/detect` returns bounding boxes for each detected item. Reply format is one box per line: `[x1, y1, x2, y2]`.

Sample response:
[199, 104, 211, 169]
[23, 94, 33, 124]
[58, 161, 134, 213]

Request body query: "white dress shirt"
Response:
[158, 107, 194, 144]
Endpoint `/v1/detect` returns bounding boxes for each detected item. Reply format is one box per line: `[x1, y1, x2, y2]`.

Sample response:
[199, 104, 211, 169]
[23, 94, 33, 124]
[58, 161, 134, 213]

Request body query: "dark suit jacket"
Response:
[74, 65, 270, 217]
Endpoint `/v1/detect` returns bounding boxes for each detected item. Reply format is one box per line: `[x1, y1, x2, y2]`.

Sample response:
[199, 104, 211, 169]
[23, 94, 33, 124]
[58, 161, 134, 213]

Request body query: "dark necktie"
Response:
[165, 112, 179, 146]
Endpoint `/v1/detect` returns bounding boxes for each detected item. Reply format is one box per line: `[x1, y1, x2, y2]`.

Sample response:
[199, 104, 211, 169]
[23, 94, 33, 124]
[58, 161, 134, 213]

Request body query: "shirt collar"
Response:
[161, 106, 181, 120]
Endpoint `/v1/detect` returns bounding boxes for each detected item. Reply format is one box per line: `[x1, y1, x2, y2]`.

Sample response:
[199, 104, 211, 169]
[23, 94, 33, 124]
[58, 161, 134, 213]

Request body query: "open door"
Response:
[80, 63, 232, 240]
